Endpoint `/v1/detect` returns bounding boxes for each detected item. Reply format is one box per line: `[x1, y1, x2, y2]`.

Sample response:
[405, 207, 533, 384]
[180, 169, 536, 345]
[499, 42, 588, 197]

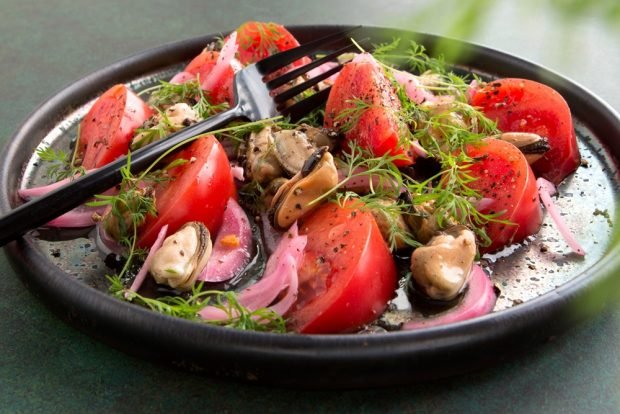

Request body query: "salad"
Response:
[21, 21, 585, 334]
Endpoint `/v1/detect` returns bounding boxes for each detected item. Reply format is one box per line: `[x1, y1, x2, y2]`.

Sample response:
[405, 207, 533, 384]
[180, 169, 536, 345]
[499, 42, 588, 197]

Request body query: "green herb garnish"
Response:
[36, 143, 85, 182]
[108, 277, 286, 333]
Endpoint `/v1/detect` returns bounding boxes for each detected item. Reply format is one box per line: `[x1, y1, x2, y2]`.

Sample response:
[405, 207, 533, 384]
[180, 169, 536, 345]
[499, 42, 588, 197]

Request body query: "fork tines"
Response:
[272, 38, 371, 107]
[281, 87, 333, 121]
[257, 26, 375, 121]
[255, 26, 362, 76]
[267, 39, 366, 90]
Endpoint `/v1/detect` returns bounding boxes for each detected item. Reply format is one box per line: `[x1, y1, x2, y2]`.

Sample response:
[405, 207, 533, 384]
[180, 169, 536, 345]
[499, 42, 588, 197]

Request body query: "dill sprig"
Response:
[334, 39, 506, 245]
[135, 117, 283, 182]
[312, 141, 407, 206]
[131, 109, 171, 150]
[142, 78, 228, 119]
[214, 119, 270, 145]
[333, 98, 376, 134]
[371, 38, 403, 59]
[87, 153, 159, 276]
[108, 276, 286, 333]
[89, 117, 278, 291]
[415, 111, 489, 156]
[205, 291, 287, 332]
[89, 120, 277, 256]
[36, 145, 85, 182]
[294, 107, 324, 127]
[334, 95, 417, 155]
[405, 41, 447, 75]
[407, 155, 508, 246]
[406, 103, 502, 245]
[141, 79, 201, 107]
[192, 83, 230, 118]
[238, 179, 267, 214]
[335, 191, 421, 250]
[371, 38, 447, 75]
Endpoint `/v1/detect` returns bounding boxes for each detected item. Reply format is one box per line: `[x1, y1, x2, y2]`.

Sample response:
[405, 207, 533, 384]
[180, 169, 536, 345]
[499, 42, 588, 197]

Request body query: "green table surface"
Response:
[1, 1, 619, 412]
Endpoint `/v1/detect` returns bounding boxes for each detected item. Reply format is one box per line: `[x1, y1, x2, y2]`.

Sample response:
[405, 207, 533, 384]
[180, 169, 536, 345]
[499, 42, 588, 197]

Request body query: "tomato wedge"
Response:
[234, 21, 309, 66]
[470, 78, 580, 184]
[137, 136, 236, 248]
[324, 54, 412, 167]
[287, 202, 397, 333]
[465, 138, 542, 253]
[184, 49, 240, 105]
[78, 84, 152, 169]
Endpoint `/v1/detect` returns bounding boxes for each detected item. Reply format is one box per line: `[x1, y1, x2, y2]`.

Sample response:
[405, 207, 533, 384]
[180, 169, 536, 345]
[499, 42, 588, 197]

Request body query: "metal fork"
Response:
[0, 27, 362, 246]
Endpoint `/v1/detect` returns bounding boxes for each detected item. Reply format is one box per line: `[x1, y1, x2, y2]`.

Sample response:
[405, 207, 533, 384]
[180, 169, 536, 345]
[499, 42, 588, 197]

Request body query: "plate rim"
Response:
[1, 24, 620, 388]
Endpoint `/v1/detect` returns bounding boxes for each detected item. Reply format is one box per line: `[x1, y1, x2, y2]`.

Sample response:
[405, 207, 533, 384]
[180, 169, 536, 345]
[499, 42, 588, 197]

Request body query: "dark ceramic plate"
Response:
[1, 25, 619, 388]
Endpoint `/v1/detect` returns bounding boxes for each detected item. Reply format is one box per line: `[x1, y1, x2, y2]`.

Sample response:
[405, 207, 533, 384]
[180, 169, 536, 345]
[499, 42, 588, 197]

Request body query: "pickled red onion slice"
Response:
[268, 254, 299, 315]
[537, 177, 585, 256]
[411, 140, 428, 158]
[198, 222, 306, 320]
[96, 221, 124, 257]
[200, 31, 239, 93]
[391, 69, 438, 104]
[337, 166, 400, 194]
[197, 198, 252, 282]
[467, 79, 481, 101]
[402, 264, 497, 330]
[18, 171, 90, 200]
[474, 197, 495, 212]
[18, 169, 108, 228]
[45, 205, 104, 228]
[306, 61, 341, 85]
[129, 224, 168, 294]
[230, 164, 245, 181]
[169, 71, 195, 85]
[236, 222, 306, 310]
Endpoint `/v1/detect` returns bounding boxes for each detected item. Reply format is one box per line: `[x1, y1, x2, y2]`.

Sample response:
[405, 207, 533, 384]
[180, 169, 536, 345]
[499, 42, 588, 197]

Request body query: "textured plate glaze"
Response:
[1, 26, 619, 388]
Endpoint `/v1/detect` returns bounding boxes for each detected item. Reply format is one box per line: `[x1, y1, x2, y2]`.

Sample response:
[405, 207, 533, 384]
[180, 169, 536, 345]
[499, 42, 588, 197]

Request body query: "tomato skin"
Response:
[234, 21, 309, 67]
[465, 138, 542, 253]
[137, 136, 236, 248]
[287, 202, 397, 334]
[184, 49, 239, 105]
[323, 55, 413, 167]
[470, 78, 580, 184]
[79, 84, 152, 169]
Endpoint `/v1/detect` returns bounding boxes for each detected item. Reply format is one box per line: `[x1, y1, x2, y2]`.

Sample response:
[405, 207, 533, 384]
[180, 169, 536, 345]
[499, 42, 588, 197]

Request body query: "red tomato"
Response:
[79, 84, 152, 169]
[465, 138, 542, 253]
[184, 49, 240, 105]
[287, 202, 398, 333]
[470, 78, 580, 184]
[137, 136, 236, 248]
[323, 55, 413, 167]
[234, 21, 310, 67]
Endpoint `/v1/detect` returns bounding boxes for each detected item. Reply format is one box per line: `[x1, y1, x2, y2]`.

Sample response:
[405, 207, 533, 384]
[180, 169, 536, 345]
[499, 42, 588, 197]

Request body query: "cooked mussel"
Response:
[368, 198, 412, 250]
[132, 103, 201, 150]
[245, 124, 338, 184]
[410, 225, 476, 301]
[420, 97, 469, 144]
[273, 124, 336, 176]
[245, 126, 284, 184]
[163, 102, 201, 129]
[404, 200, 456, 245]
[273, 124, 337, 176]
[262, 177, 289, 208]
[149, 221, 212, 291]
[272, 129, 316, 176]
[269, 147, 338, 230]
[495, 132, 550, 164]
[99, 186, 154, 242]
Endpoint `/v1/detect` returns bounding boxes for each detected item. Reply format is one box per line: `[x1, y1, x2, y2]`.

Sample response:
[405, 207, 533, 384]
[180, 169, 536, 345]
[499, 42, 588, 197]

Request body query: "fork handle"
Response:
[0, 105, 245, 247]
